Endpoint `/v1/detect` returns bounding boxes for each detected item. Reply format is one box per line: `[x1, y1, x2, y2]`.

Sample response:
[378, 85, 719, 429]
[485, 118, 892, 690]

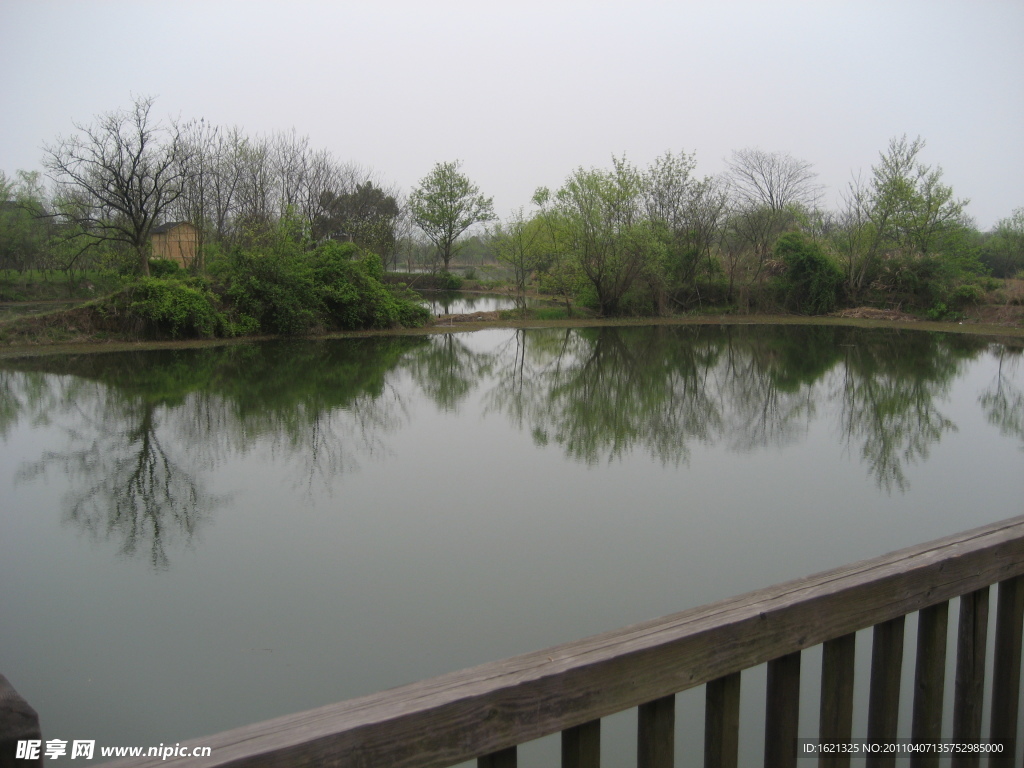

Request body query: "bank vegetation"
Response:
[2, 96, 1024, 346]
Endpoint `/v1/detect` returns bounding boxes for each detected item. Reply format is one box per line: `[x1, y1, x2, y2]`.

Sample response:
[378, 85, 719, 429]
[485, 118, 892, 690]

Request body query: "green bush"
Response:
[951, 283, 984, 307]
[148, 258, 183, 278]
[220, 239, 431, 335]
[438, 271, 463, 290]
[225, 250, 320, 335]
[775, 232, 844, 314]
[121, 277, 225, 338]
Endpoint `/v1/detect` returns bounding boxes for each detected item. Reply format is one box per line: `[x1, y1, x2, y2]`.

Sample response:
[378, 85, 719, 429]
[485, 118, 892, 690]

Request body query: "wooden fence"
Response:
[31, 515, 1024, 766]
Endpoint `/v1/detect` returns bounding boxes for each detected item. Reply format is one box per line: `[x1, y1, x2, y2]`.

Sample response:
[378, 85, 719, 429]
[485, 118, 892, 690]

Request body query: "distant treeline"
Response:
[1, 96, 1023, 324]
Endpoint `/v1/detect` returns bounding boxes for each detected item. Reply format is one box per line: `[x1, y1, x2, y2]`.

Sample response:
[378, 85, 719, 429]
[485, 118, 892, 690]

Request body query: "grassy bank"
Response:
[3, 305, 1022, 360]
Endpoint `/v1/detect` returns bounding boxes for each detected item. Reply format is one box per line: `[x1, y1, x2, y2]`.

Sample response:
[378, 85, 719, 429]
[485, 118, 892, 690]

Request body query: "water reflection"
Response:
[2, 325, 1015, 568]
[979, 343, 1024, 449]
[418, 291, 517, 316]
[4, 338, 427, 567]
[483, 326, 985, 491]
[404, 334, 495, 411]
[17, 386, 216, 569]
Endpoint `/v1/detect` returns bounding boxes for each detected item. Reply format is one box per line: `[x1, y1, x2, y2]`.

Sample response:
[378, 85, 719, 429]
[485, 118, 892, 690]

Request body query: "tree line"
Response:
[1, 95, 1023, 322]
[491, 142, 1022, 319]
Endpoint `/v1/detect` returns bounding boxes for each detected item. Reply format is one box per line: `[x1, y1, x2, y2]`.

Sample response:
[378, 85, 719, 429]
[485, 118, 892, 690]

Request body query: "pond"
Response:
[417, 290, 519, 315]
[415, 290, 552, 316]
[0, 324, 1022, 764]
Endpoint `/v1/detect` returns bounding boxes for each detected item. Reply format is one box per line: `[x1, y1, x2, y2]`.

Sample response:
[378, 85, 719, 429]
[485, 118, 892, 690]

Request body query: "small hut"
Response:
[150, 222, 200, 269]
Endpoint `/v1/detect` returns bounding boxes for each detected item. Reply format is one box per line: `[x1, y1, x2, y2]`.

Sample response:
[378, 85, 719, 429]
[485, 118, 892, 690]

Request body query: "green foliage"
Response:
[120, 277, 225, 338]
[313, 182, 401, 259]
[981, 209, 1024, 278]
[225, 249, 319, 335]
[148, 258, 183, 278]
[438, 270, 463, 291]
[775, 232, 844, 314]
[532, 307, 569, 320]
[222, 237, 430, 335]
[554, 157, 653, 316]
[409, 160, 496, 271]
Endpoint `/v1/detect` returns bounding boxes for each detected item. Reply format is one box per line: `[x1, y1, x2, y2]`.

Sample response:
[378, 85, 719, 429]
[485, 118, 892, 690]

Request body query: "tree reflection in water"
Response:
[979, 342, 1024, 449]
[482, 325, 990, 490]
[2, 326, 1014, 568]
[18, 388, 213, 569]
[6, 337, 426, 568]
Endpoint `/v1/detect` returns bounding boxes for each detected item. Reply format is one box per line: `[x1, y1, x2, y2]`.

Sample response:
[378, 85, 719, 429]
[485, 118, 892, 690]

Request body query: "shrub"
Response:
[950, 283, 984, 307]
[121, 277, 225, 338]
[775, 232, 844, 314]
[324, 244, 430, 327]
[438, 271, 463, 290]
[148, 258, 183, 278]
[225, 250, 320, 335]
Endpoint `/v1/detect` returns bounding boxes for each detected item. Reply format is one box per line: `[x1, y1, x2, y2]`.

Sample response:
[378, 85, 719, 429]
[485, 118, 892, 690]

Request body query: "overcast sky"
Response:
[1, 0, 1021, 229]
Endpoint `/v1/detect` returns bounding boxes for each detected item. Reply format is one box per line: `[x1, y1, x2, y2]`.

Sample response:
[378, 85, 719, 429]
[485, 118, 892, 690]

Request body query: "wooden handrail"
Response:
[88, 514, 1024, 767]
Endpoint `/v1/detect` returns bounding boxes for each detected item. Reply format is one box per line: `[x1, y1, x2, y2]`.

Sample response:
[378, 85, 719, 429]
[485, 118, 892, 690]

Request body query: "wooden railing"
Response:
[50, 516, 1024, 765]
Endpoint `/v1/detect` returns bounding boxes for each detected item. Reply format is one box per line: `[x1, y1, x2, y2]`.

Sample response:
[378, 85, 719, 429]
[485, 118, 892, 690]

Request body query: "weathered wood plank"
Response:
[990, 576, 1024, 754]
[910, 602, 948, 768]
[952, 588, 989, 768]
[105, 515, 1024, 768]
[637, 694, 674, 768]
[704, 672, 740, 768]
[819, 633, 855, 768]
[866, 617, 904, 768]
[561, 719, 599, 768]
[765, 651, 801, 768]
[478, 746, 515, 768]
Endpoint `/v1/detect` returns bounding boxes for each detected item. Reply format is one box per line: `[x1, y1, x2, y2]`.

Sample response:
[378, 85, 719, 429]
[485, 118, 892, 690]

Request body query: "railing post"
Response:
[478, 746, 516, 768]
[0, 674, 42, 768]
[952, 587, 989, 768]
[705, 672, 740, 768]
[910, 602, 948, 768]
[819, 633, 856, 768]
[638, 694, 675, 768]
[561, 719, 600, 768]
[765, 651, 801, 768]
[990, 576, 1024, 757]
[866, 616, 905, 768]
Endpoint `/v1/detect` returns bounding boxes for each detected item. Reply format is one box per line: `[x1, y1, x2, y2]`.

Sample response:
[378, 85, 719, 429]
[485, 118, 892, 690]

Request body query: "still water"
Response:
[0, 324, 1021, 763]
[418, 290, 534, 315]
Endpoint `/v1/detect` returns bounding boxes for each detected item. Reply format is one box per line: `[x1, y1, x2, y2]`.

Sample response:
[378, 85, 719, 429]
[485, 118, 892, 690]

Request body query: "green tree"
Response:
[834, 137, 973, 304]
[869, 136, 968, 257]
[555, 157, 653, 315]
[409, 160, 496, 272]
[0, 171, 52, 274]
[492, 207, 546, 315]
[314, 181, 401, 259]
[643, 151, 728, 307]
[775, 231, 843, 314]
[981, 208, 1024, 278]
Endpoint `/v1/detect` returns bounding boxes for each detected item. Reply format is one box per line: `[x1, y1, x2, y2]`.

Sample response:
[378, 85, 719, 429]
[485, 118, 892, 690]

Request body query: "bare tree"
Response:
[233, 133, 276, 239]
[44, 96, 190, 276]
[725, 148, 820, 300]
[728, 147, 820, 214]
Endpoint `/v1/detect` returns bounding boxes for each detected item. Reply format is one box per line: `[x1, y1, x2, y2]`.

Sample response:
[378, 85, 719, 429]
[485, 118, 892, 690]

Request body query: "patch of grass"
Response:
[532, 307, 570, 320]
[0, 270, 125, 301]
